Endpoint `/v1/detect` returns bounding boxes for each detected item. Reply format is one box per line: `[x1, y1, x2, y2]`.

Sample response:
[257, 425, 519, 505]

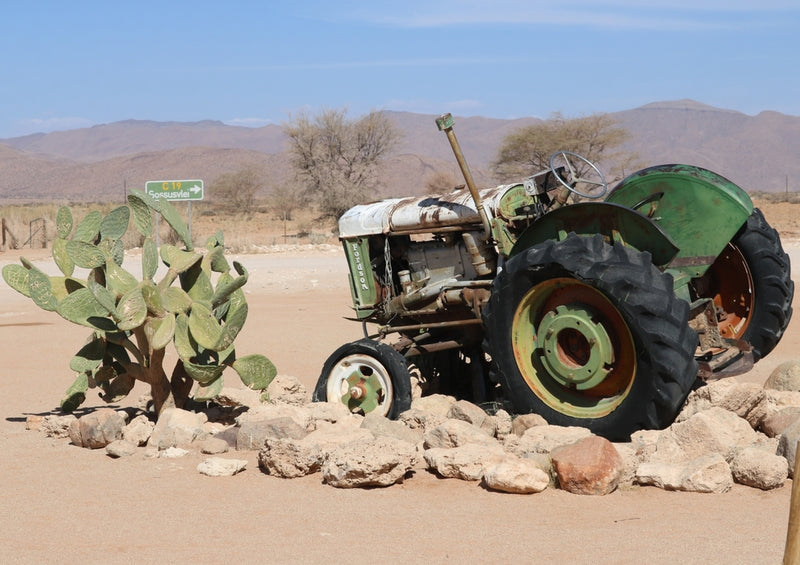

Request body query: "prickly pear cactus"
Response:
[2, 192, 276, 416]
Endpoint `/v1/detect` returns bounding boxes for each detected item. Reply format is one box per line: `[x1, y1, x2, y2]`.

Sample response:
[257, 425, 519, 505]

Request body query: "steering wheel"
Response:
[548, 150, 608, 199]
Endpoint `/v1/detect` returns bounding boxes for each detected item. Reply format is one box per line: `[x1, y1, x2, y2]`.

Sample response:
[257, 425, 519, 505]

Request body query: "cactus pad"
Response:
[99, 206, 130, 240]
[56, 206, 74, 239]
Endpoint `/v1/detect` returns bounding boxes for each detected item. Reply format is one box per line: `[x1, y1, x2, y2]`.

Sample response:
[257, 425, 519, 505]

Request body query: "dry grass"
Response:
[0, 200, 339, 253]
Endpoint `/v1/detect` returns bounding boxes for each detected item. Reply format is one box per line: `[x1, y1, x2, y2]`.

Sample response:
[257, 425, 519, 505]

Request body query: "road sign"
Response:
[145, 179, 204, 201]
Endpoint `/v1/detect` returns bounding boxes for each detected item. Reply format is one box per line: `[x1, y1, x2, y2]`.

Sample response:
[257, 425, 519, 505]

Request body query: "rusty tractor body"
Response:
[314, 113, 794, 440]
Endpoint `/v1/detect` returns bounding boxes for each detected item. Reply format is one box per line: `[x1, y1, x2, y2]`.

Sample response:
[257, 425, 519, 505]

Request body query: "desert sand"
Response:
[1, 217, 799, 564]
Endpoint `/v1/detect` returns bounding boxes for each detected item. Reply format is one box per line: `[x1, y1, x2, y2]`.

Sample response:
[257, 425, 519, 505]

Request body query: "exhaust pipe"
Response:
[435, 113, 492, 242]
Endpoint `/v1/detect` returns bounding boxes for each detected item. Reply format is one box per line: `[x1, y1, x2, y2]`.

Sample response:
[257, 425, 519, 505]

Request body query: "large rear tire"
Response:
[313, 339, 412, 419]
[693, 208, 793, 361]
[483, 234, 698, 440]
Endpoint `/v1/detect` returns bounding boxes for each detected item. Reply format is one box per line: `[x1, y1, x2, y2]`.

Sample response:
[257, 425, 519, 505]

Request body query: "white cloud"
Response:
[345, 0, 797, 30]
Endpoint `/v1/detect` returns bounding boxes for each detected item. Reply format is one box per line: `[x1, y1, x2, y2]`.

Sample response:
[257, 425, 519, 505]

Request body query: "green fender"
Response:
[509, 201, 680, 268]
[605, 164, 753, 279]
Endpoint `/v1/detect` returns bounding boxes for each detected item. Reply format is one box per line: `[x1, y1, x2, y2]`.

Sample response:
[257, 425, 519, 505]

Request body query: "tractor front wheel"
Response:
[483, 234, 698, 440]
[313, 339, 412, 419]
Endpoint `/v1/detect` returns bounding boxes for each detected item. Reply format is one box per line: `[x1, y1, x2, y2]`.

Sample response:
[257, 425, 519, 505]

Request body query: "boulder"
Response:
[197, 457, 248, 477]
[322, 436, 417, 488]
[147, 408, 208, 450]
[237, 404, 312, 431]
[511, 425, 592, 456]
[37, 414, 77, 438]
[236, 416, 308, 450]
[511, 413, 548, 437]
[423, 418, 498, 449]
[730, 446, 788, 490]
[200, 437, 231, 455]
[266, 374, 309, 406]
[122, 414, 154, 446]
[551, 436, 624, 495]
[105, 439, 138, 458]
[483, 456, 550, 494]
[765, 361, 800, 392]
[447, 400, 488, 429]
[761, 407, 800, 438]
[678, 380, 764, 423]
[654, 407, 762, 462]
[361, 411, 423, 445]
[411, 394, 457, 418]
[423, 443, 505, 481]
[69, 408, 126, 449]
[636, 453, 733, 493]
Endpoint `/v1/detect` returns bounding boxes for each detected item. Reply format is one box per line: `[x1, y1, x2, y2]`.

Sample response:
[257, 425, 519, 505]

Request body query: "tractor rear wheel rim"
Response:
[511, 278, 636, 418]
[704, 243, 754, 340]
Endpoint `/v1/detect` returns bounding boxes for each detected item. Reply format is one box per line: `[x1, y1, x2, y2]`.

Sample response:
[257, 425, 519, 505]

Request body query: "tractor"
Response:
[312, 113, 794, 440]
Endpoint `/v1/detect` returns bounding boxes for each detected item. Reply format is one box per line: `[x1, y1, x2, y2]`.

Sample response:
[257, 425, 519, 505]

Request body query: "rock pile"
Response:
[25, 361, 800, 494]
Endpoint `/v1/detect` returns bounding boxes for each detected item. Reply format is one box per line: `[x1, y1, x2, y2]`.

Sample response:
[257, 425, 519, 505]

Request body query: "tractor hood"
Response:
[338, 185, 515, 238]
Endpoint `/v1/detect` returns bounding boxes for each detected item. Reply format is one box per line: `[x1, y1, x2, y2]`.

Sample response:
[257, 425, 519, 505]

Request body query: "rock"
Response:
[39, 414, 78, 438]
[490, 409, 513, 438]
[678, 380, 764, 422]
[68, 408, 126, 449]
[147, 408, 208, 450]
[322, 436, 417, 488]
[761, 407, 800, 438]
[361, 411, 423, 445]
[551, 436, 624, 495]
[613, 442, 640, 488]
[424, 443, 506, 481]
[306, 401, 353, 425]
[511, 425, 592, 456]
[236, 416, 308, 450]
[411, 394, 457, 418]
[730, 446, 788, 490]
[237, 404, 312, 431]
[200, 437, 230, 455]
[765, 361, 800, 392]
[160, 447, 189, 458]
[511, 413, 548, 437]
[398, 407, 447, 433]
[447, 400, 488, 428]
[636, 453, 733, 493]
[654, 407, 762, 462]
[25, 415, 43, 431]
[483, 456, 550, 494]
[778, 419, 800, 477]
[214, 387, 262, 408]
[122, 415, 154, 446]
[259, 438, 324, 478]
[423, 418, 498, 449]
[746, 389, 800, 430]
[266, 374, 308, 406]
[258, 422, 373, 478]
[105, 439, 138, 458]
[197, 457, 248, 477]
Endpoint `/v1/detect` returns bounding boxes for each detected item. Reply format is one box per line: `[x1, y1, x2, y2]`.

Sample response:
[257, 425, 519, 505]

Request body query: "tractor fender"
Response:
[605, 164, 754, 278]
[509, 201, 680, 268]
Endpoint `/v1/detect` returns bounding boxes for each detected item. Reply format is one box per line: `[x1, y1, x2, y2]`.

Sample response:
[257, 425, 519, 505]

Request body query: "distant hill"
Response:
[1, 100, 798, 202]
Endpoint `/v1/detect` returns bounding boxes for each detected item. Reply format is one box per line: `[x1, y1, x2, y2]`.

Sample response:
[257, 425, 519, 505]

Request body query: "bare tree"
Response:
[284, 109, 400, 219]
[492, 113, 640, 183]
[268, 182, 305, 222]
[212, 167, 263, 215]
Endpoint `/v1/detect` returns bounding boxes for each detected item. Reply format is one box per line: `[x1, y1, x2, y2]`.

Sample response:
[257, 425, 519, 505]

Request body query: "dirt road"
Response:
[0, 244, 797, 564]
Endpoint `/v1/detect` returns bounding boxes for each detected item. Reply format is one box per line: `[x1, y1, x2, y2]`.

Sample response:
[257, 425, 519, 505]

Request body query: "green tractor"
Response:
[313, 113, 794, 440]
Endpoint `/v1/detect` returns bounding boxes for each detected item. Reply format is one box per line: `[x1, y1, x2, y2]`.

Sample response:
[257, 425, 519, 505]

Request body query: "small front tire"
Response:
[313, 339, 412, 419]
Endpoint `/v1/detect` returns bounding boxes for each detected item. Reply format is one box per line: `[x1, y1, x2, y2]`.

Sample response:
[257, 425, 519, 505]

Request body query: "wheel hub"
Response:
[537, 304, 613, 390]
[341, 370, 383, 414]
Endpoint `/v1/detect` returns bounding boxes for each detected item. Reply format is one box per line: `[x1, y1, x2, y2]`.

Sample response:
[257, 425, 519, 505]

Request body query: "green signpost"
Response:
[145, 179, 204, 201]
[144, 179, 204, 245]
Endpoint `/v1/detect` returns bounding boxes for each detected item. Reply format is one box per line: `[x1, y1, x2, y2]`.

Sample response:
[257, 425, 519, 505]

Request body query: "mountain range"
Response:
[1, 99, 798, 203]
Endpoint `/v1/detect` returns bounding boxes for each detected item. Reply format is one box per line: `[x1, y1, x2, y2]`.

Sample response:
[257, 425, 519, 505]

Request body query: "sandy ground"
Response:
[1, 230, 799, 564]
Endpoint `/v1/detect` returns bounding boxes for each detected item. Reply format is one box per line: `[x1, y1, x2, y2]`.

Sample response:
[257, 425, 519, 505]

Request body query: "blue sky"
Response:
[1, 1, 798, 138]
